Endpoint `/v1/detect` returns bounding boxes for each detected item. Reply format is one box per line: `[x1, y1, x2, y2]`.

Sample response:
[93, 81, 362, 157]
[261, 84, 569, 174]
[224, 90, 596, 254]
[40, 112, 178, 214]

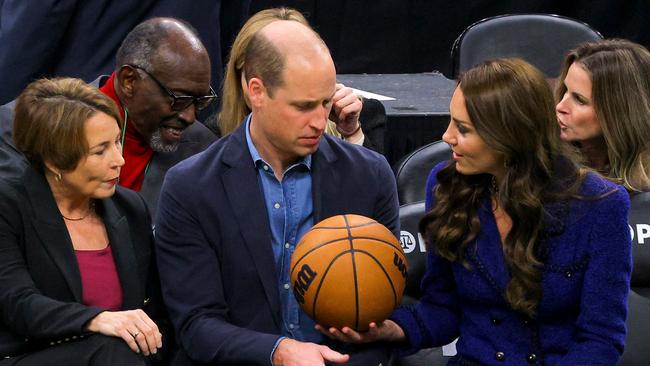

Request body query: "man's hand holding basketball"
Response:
[272, 338, 349, 366]
[316, 320, 406, 344]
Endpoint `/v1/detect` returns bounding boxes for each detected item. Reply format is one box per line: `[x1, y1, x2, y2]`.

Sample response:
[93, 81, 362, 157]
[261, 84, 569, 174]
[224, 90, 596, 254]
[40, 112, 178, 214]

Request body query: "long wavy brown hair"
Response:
[419, 59, 584, 317]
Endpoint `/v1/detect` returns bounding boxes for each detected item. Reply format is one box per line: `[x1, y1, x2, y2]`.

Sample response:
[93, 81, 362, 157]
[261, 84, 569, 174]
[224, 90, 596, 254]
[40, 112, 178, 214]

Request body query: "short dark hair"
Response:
[13, 78, 121, 171]
[116, 17, 201, 72]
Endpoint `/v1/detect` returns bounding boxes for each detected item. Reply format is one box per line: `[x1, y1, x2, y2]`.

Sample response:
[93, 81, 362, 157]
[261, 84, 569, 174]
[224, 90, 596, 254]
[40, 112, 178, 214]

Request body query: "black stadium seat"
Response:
[393, 140, 451, 205]
[450, 14, 603, 79]
[629, 191, 650, 298]
[393, 202, 451, 366]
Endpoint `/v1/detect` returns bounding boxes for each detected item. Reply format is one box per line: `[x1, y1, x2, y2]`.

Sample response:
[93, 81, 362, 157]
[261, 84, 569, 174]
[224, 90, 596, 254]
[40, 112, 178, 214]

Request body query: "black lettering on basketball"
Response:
[293, 264, 318, 304]
[393, 253, 407, 278]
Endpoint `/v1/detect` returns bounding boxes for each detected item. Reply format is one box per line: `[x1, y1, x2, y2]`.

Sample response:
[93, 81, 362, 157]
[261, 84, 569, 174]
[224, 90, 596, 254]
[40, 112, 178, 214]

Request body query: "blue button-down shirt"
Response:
[245, 116, 323, 344]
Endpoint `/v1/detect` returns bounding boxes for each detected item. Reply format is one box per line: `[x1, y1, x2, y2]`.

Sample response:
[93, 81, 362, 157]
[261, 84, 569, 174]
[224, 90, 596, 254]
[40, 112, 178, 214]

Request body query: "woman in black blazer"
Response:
[0, 78, 163, 365]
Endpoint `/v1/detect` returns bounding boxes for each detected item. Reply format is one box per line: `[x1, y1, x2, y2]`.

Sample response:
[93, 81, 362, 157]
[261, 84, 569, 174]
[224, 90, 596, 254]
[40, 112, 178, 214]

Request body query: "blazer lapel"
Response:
[466, 198, 510, 294]
[311, 137, 339, 222]
[101, 198, 143, 309]
[23, 168, 83, 302]
[222, 126, 282, 328]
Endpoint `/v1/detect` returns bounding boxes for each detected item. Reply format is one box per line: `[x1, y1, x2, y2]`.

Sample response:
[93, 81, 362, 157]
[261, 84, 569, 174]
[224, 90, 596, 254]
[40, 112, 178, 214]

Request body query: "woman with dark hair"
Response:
[556, 38, 650, 192]
[319, 58, 632, 365]
[0, 78, 163, 365]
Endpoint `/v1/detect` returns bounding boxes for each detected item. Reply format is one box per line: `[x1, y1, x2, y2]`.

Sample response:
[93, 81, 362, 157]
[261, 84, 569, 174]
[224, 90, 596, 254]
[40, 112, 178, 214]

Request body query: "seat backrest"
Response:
[630, 191, 650, 296]
[396, 201, 457, 366]
[617, 290, 650, 365]
[393, 140, 451, 205]
[398, 201, 427, 304]
[451, 14, 603, 79]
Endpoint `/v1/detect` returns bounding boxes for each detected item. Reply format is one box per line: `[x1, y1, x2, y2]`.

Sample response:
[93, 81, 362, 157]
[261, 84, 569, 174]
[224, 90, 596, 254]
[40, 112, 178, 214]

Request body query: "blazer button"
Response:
[491, 317, 501, 325]
[495, 351, 505, 361]
[564, 271, 572, 278]
[527, 353, 537, 363]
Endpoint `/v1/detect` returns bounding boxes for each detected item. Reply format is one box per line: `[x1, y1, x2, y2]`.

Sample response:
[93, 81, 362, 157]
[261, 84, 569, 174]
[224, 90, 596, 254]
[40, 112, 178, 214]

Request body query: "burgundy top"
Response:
[75, 245, 123, 311]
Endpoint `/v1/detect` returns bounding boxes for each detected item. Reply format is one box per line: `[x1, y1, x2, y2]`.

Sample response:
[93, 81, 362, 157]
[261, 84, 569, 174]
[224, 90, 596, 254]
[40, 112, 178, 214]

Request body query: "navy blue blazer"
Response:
[391, 162, 632, 365]
[155, 121, 399, 365]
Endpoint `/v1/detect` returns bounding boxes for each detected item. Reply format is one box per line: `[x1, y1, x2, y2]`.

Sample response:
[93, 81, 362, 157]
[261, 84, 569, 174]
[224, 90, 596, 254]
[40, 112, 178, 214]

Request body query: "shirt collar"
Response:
[245, 114, 312, 171]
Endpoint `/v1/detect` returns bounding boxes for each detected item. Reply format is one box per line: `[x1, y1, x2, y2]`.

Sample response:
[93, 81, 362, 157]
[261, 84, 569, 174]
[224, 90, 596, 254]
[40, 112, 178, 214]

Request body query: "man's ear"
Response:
[247, 77, 267, 108]
[116, 65, 140, 98]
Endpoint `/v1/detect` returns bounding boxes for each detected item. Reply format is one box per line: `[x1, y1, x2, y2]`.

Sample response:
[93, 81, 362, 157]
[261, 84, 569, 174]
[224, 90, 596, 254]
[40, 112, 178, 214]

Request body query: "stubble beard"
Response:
[149, 129, 180, 153]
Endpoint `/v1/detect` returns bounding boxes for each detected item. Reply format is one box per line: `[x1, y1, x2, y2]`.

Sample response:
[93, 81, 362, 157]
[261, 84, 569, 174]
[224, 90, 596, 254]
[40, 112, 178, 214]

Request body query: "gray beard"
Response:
[149, 129, 179, 153]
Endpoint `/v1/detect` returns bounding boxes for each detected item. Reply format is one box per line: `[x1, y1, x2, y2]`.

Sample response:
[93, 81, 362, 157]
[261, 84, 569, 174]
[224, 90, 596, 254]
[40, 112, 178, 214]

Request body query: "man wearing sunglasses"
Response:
[96, 17, 217, 215]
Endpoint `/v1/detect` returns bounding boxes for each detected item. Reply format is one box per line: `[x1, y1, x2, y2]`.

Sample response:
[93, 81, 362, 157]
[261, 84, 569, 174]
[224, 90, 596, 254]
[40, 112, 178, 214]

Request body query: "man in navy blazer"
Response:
[155, 19, 399, 366]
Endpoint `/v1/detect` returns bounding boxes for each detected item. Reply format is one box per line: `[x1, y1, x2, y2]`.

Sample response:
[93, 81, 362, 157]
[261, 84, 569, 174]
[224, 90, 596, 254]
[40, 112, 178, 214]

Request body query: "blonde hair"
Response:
[13, 78, 121, 171]
[218, 8, 309, 135]
[556, 39, 650, 191]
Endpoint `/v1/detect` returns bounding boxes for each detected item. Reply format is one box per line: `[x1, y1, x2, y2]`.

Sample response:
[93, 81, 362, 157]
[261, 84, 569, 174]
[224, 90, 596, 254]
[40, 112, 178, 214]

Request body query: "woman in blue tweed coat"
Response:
[319, 58, 632, 365]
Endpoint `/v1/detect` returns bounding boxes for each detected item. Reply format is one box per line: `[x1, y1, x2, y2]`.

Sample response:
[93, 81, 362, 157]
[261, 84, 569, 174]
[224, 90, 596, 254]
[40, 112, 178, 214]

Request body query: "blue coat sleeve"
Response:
[556, 185, 632, 365]
[373, 153, 400, 238]
[154, 165, 281, 365]
[390, 161, 460, 354]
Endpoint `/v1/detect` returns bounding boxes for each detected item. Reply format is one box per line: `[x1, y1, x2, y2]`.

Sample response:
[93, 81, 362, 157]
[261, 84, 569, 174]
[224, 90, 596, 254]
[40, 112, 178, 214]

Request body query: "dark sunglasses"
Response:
[126, 64, 217, 111]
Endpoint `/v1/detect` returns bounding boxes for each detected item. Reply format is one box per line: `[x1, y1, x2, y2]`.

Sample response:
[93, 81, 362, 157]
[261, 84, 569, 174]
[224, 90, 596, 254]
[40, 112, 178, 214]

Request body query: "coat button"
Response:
[527, 353, 537, 363]
[565, 271, 572, 278]
[495, 351, 505, 361]
[491, 317, 501, 325]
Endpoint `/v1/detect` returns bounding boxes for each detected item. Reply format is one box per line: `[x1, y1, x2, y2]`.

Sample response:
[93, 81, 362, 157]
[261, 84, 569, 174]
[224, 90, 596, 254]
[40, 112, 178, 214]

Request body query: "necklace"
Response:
[491, 176, 499, 194]
[61, 201, 95, 221]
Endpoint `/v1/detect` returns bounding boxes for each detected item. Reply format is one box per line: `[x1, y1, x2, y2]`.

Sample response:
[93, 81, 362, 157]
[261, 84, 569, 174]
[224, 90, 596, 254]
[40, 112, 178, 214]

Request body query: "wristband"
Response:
[337, 122, 362, 139]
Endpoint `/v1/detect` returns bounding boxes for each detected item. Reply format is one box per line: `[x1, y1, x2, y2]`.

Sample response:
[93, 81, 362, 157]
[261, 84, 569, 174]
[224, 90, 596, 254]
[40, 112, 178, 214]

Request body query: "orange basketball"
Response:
[290, 214, 407, 331]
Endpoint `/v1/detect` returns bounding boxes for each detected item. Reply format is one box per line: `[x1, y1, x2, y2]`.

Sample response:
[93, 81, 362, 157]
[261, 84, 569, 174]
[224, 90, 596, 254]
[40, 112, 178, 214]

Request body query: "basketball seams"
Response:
[289, 237, 349, 276]
[343, 215, 361, 330]
[349, 236, 402, 250]
[311, 249, 355, 325]
[353, 250, 401, 308]
[290, 214, 406, 331]
[311, 221, 379, 230]
[291, 235, 400, 277]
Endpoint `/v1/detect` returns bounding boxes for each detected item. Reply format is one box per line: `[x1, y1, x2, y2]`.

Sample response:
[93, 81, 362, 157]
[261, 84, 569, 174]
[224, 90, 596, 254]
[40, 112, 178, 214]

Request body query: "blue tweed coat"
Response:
[391, 162, 632, 366]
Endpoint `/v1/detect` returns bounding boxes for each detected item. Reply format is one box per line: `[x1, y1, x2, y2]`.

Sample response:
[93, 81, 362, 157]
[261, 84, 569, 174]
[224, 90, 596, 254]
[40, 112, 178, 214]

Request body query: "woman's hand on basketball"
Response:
[316, 320, 406, 344]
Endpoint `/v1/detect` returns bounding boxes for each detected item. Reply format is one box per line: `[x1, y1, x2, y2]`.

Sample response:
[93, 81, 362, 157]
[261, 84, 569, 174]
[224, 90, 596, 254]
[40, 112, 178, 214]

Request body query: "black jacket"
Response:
[0, 166, 164, 358]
